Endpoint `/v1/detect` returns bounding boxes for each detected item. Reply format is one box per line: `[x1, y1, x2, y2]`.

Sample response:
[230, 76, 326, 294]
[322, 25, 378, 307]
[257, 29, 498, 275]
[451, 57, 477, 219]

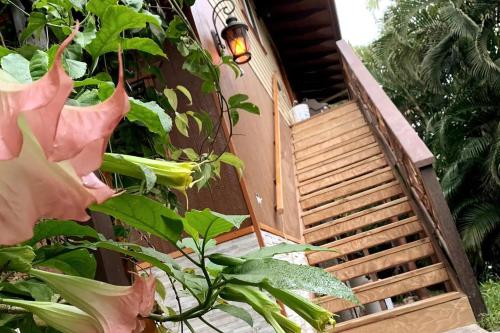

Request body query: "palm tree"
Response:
[361, 0, 500, 278]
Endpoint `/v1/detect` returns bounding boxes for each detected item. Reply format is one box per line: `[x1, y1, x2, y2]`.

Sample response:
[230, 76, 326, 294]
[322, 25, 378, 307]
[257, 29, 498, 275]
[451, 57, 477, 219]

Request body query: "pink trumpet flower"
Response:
[31, 269, 156, 333]
[0, 27, 129, 245]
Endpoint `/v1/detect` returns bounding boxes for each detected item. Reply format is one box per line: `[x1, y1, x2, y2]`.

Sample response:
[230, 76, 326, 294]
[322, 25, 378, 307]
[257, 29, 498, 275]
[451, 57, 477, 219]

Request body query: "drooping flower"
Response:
[263, 284, 336, 331]
[0, 116, 114, 244]
[0, 27, 130, 245]
[0, 298, 101, 333]
[220, 284, 301, 333]
[30, 269, 156, 333]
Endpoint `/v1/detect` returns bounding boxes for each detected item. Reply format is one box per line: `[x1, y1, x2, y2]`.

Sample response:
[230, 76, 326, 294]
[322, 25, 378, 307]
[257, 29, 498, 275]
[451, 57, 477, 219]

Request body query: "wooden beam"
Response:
[328, 238, 435, 281]
[273, 74, 284, 215]
[331, 292, 475, 333]
[307, 217, 422, 264]
[317, 263, 449, 313]
[299, 155, 387, 195]
[302, 182, 403, 226]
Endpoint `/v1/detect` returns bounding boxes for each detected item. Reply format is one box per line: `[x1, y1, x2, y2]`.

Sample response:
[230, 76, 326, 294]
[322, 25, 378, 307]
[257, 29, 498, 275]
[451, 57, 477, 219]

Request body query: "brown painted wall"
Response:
[189, 0, 302, 239]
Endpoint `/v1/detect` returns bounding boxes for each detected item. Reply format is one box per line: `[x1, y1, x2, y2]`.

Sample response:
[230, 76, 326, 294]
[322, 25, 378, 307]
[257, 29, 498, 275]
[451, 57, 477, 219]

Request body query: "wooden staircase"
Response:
[291, 101, 477, 333]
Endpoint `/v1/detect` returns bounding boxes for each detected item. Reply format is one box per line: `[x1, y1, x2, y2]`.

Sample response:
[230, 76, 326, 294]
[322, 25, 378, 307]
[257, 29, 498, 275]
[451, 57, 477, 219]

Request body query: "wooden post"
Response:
[273, 73, 284, 214]
[419, 167, 486, 317]
[90, 212, 130, 286]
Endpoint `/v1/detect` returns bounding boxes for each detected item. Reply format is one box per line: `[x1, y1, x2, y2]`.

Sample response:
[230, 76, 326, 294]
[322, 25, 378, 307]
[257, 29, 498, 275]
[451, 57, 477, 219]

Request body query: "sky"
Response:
[335, 0, 393, 46]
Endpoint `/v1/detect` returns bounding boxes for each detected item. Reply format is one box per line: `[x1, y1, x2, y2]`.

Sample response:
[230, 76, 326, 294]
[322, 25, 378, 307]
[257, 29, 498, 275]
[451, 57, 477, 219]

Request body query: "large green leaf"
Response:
[0, 280, 54, 301]
[29, 50, 49, 80]
[86, 0, 116, 16]
[1, 54, 31, 83]
[222, 258, 356, 302]
[243, 243, 336, 260]
[90, 194, 184, 243]
[19, 12, 47, 42]
[63, 59, 87, 79]
[85, 5, 161, 58]
[219, 152, 244, 177]
[128, 98, 172, 137]
[26, 220, 99, 246]
[0, 246, 35, 273]
[35, 249, 96, 278]
[214, 304, 253, 327]
[184, 209, 247, 241]
[92, 37, 166, 58]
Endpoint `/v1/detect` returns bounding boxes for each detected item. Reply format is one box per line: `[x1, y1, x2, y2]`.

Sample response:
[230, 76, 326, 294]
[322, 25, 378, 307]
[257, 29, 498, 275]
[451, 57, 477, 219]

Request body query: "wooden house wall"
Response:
[188, 0, 302, 239]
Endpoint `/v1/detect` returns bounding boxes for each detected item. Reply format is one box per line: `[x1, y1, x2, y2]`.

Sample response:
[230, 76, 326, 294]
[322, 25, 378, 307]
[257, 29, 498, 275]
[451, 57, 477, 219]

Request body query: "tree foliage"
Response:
[361, 0, 500, 278]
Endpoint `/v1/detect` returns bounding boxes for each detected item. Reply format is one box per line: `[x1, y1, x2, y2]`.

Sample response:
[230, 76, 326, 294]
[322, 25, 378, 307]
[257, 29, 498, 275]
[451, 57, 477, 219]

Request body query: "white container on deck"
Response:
[291, 103, 310, 122]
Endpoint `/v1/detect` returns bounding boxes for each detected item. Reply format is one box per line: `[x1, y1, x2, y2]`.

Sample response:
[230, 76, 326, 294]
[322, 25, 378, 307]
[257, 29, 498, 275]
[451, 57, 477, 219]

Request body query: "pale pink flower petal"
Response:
[0, 117, 113, 245]
[31, 269, 157, 333]
[0, 29, 75, 160]
[48, 52, 130, 176]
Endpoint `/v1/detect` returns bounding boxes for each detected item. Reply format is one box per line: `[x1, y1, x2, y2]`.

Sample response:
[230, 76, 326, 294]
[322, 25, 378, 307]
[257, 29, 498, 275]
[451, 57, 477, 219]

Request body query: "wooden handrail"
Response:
[336, 40, 434, 168]
[273, 73, 284, 214]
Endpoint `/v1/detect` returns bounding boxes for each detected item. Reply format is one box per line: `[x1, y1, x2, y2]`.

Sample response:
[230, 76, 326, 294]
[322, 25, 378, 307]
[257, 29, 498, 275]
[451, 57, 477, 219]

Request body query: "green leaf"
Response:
[228, 94, 248, 107]
[175, 112, 189, 137]
[68, 0, 86, 10]
[74, 18, 96, 48]
[0, 47, 13, 59]
[184, 209, 247, 240]
[85, 5, 161, 58]
[122, 0, 143, 11]
[29, 50, 48, 80]
[0, 279, 53, 301]
[86, 0, 116, 16]
[63, 59, 87, 79]
[128, 98, 172, 137]
[219, 152, 244, 177]
[90, 194, 184, 243]
[96, 37, 166, 57]
[214, 303, 253, 327]
[186, 111, 202, 132]
[164, 88, 178, 111]
[182, 148, 199, 161]
[229, 109, 239, 126]
[26, 220, 99, 246]
[0, 246, 35, 273]
[92, 240, 180, 274]
[20, 12, 47, 42]
[237, 102, 260, 115]
[195, 163, 212, 190]
[156, 278, 167, 300]
[35, 248, 96, 278]
[243, 243, 336, 259]
[222, 258, 356, 302]
[176, 85, 192, 105]
[1, 54, 31, 83]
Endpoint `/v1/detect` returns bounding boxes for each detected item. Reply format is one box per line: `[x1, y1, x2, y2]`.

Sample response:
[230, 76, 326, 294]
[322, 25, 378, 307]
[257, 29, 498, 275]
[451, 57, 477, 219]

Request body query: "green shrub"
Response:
[480, 280, 500, 331]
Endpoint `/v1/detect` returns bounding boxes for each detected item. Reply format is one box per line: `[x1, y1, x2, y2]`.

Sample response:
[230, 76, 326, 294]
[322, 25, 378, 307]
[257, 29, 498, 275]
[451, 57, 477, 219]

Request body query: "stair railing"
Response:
[336, 40, 486, 318]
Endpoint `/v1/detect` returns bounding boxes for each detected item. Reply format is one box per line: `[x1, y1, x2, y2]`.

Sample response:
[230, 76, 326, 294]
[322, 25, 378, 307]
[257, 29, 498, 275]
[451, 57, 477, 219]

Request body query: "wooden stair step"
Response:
[299, 155, 387, 195]
[295, 128, 373, 161]
[299, 142, 380, 174]
[296, 135, 377, 170]
[302, 182, 403, 226]
[327, 238, 435, 281]
[304, 197, 413, 243]
[316, 263, 449, 313]
[300, 167, 394, 210]
[298, 145, 382, 182]
[307, 216, 422, 265]
[293, 117, 368, 151]
[292, 101, 358, 133]
[293, 108, 363, 142]
[330, 292, 475, 333]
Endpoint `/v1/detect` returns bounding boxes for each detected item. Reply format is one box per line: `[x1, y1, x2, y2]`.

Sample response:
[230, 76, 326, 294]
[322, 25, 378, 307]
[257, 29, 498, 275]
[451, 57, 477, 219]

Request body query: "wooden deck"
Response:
[291, 102, 477, 333]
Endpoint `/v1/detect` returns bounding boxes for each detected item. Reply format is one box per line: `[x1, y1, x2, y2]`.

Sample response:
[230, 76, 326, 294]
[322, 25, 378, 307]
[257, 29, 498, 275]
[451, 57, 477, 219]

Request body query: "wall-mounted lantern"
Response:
[211, 0, 251, 64]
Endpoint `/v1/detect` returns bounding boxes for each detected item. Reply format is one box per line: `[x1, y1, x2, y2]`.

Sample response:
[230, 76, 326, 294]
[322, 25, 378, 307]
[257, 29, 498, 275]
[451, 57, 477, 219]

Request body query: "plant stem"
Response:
[200, 316, 224, 333]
